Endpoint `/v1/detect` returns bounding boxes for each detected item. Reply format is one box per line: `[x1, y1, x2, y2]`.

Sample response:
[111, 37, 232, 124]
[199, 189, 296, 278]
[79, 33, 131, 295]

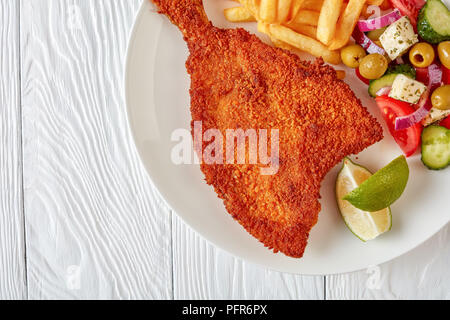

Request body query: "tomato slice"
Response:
[415, 64, 445, 88]
[415, 67, 429, 84]
[440, 116, 450, 130]
[376, 95, 423, 157]
[389, 0, 426, 29]
[443, 66, 450, 85]
[380, 0, 393, 10]
[355, 68, 370, 85]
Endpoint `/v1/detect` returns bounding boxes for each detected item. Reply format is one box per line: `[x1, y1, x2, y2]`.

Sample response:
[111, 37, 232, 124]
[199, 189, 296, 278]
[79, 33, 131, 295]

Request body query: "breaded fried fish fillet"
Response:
[151, 0, 383, 257]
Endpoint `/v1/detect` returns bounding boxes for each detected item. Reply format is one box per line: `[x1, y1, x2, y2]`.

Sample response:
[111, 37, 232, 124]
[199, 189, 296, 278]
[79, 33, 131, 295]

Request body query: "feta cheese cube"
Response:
[380, 16, 418, 60]
[389, 74, 427, 104]
[423, 108, 450, 126]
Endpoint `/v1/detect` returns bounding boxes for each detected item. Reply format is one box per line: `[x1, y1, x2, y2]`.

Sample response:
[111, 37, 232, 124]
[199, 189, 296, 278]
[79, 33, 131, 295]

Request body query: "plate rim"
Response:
[124, 0, 449, 275]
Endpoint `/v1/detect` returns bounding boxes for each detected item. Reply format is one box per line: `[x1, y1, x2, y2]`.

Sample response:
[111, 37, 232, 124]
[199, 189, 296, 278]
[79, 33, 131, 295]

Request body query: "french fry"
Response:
[291, 10, 320, 26]
[360, 3, 371, 19]
[335, 70, 346, 80]
[268, 24, 341, 64]
[260, 23, 317, 59]
[300, 0, 325, 11]
[361, 1, 385, 19]
[288, 0, 306, 21]
[273, 37, 344, 77]
[260, 0, 278, 23]
[224, 7, 256, 22]
[277, 0, 293, 23]
[367, 0, 383, 5]
[231, 0, 363, 65]
[237, 0, 261, 18]
[270, 38, 315, 68]
[328, 0, 366, 50]
[317, 0, 344, 45]
[257, 21, 271, 34]
[285, 23, 317, 39]
[271, 38, 295, 50]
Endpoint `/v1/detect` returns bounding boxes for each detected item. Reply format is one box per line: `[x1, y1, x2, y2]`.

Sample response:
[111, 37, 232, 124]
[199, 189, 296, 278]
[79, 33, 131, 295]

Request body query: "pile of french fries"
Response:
[224, 0, 385, 65]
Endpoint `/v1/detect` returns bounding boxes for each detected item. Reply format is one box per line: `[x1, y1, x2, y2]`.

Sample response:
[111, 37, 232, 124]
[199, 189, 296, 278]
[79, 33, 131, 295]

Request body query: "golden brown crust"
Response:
[151, 0, 384, 258]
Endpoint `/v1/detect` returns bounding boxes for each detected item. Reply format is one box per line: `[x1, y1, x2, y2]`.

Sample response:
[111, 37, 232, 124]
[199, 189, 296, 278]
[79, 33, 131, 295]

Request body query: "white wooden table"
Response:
[1, 0, 449, 300]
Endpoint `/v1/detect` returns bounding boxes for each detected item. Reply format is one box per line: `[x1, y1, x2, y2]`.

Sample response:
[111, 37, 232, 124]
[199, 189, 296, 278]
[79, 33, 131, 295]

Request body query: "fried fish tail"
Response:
[152, 0, 210, 39]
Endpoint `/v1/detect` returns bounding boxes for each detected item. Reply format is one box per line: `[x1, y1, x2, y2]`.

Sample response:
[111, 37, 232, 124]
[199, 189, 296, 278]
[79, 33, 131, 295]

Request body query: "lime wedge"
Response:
[336, 158, 392, 241]
[343, 156, 409, 212]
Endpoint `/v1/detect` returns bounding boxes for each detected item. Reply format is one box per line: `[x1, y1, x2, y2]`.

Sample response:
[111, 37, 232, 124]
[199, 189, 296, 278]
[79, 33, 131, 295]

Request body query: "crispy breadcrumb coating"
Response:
[151, 0, 383, 258]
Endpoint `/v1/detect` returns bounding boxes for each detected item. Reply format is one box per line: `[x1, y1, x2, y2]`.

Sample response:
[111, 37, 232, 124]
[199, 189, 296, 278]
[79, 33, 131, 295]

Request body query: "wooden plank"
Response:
[327, 224, 450, 299]
[21, 0, 172, 299]
[0, 0, 27, 300]
[173, 215, 324, 300]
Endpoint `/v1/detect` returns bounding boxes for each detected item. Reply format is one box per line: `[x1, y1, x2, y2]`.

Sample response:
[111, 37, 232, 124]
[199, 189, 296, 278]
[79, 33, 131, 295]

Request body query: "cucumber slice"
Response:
[421, 125, 450, 170]
[369, 74, 398, 97]
[369, 64, 416, 97]
[385, 64, 416, 79]
[418, 0, 450, 44]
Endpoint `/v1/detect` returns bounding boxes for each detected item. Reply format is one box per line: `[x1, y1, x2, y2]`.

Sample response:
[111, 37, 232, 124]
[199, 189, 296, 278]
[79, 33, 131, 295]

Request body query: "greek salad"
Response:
[341, 0, 450, 170]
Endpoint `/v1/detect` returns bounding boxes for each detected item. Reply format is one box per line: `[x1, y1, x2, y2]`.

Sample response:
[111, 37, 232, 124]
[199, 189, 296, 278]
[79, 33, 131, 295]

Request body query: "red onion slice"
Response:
[352, 27, 385, 55]
[427, 63, 443, 89]
[394, 88, 432, 130]
[357, 9, 402, 32]
[376, 86, 392, 96]
[393, 64, 442, 130]
[395, 57, 405, 65]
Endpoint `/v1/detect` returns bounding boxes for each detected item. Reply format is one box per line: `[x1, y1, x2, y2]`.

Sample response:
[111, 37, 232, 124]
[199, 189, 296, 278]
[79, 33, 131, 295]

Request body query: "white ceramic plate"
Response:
[125, 0, 450, 275]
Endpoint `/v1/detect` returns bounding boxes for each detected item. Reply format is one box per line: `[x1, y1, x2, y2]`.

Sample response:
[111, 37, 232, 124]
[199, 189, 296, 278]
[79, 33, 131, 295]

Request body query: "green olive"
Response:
[431, 85, 450, 111]
[367, 27, 387, 41]
[341, 44, 367, 68]
[438, 41, 450, 69]
[358, 54, 388, 80]
[409, 42, 435, 68]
